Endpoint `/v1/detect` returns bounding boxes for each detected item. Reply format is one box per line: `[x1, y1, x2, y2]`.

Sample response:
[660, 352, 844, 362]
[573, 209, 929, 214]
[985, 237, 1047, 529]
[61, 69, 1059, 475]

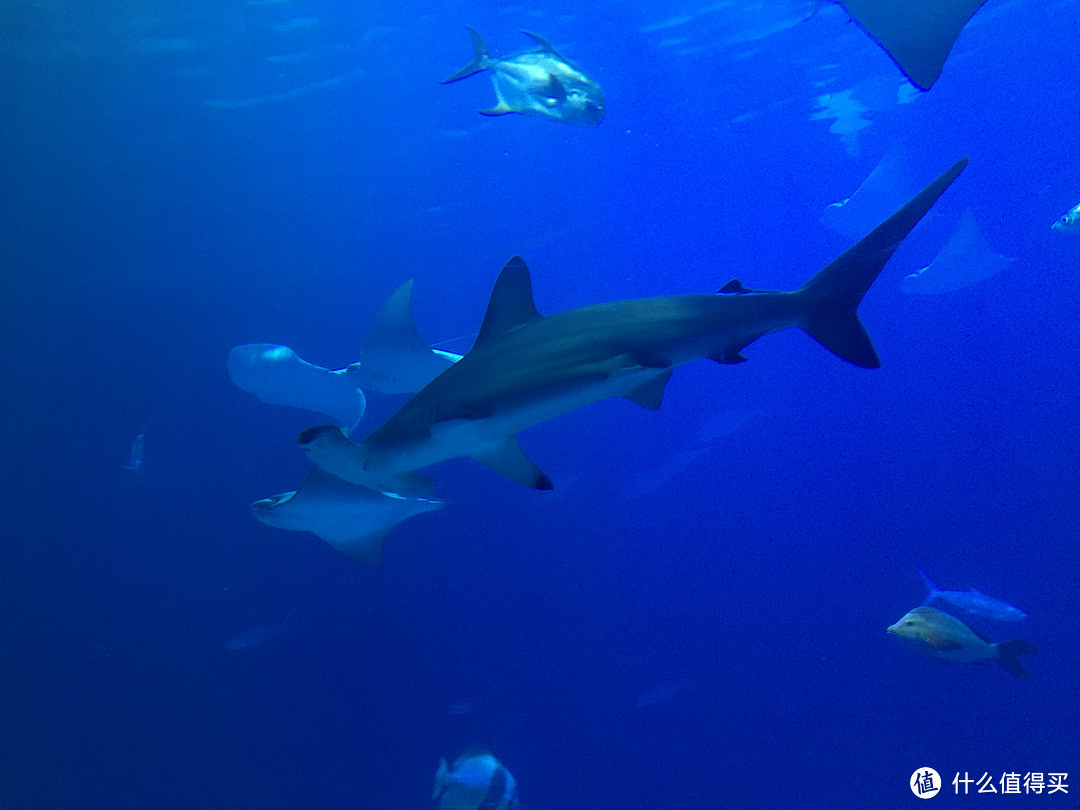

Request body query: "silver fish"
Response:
[123, 433, 145, 475]
[918, 569, 1027, 622]
[1052, 201, 1080, 233]
[441, 27, 604, 126]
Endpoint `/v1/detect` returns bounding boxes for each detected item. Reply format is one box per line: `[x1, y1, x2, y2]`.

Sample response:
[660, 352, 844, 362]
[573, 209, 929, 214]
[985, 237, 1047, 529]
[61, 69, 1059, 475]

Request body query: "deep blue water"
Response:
[2, 0, 1078, 807]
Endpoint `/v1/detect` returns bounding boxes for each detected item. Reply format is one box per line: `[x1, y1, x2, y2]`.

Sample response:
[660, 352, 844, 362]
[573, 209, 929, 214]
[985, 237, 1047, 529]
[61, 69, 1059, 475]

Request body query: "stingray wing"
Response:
[840, 0, 990, 89]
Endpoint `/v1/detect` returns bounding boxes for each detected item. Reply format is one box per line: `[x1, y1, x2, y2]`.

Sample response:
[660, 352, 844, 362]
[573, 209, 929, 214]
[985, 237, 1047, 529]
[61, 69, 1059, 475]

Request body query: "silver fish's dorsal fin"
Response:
[475, 256, 543, 344]
[521, 30, 559, 55]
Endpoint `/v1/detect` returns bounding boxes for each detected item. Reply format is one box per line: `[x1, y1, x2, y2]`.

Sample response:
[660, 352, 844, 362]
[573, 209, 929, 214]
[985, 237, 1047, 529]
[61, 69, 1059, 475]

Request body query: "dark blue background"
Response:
[2, 0, 1077, 807]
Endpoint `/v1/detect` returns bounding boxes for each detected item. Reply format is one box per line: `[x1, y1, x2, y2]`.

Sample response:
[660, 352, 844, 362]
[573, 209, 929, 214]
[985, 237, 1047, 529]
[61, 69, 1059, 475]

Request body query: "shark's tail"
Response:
[994, 639, 1039, 678]
[440, 26, 491, 83]
[917, 568, 941, 605]
[796, 157, 969, 367]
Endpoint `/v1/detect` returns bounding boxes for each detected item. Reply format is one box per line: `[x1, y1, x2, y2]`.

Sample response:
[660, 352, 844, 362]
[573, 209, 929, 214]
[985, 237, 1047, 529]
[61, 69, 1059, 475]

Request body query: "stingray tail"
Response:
[441, 26, 491, 83]
[995, 640, 1038, 678]
[795, 157, 969, 367]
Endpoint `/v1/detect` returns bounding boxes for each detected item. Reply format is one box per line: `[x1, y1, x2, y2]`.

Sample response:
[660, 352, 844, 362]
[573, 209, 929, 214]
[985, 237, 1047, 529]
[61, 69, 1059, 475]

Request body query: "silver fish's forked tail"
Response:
[995, 639, 1039, 678]
[440, 26, 491, 83]
[796, 157, 969, 367]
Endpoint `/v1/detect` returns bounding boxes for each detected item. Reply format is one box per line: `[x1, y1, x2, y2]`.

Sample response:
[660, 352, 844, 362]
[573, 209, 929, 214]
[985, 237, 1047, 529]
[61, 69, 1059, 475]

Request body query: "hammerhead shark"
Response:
[299, 158, 969, 494]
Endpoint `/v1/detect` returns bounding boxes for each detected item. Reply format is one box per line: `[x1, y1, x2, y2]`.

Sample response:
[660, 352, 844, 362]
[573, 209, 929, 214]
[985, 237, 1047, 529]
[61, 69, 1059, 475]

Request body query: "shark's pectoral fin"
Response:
[623, 368, 673, 410]
[471, 437, 553, 489]
[479, 103, 515, 116]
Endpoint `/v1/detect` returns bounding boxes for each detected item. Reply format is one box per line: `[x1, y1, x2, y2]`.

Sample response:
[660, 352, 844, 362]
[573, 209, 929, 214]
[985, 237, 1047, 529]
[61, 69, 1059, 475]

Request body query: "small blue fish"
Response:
[123, 433, 145, 475]
[918, 569, 1027, 622]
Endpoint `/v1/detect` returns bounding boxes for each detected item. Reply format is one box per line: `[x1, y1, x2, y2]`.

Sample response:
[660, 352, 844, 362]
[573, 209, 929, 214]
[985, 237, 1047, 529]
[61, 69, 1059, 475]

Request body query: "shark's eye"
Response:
[905, 621, 914, 626]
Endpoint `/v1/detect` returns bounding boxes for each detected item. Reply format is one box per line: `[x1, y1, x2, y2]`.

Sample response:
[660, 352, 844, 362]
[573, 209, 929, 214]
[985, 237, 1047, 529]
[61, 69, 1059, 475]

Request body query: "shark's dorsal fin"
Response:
[521, 30, 560, 55]
[718, 278, 751, 294]
[475, 257, 543, 344]
[471, 436, 553, 489]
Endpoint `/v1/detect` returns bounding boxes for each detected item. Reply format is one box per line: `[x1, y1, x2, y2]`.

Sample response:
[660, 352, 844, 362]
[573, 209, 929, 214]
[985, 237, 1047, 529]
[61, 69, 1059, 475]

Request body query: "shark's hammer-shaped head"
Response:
[296, 424, 366, 481]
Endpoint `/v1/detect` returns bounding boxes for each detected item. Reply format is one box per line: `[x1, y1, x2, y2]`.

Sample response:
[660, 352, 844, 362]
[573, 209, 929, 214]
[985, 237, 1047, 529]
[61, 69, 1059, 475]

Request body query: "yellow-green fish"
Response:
[887, 606, 1038, 678]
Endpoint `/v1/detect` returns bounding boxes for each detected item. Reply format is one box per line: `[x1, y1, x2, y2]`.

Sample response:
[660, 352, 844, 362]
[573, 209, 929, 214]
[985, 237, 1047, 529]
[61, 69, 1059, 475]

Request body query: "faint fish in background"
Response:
[635, 677, 694, 709]
[918, 569, 1027, 621]
[440, 27, 605, 126]
[123, 433, 145, 475]
[446, 701, 472, 716]
[887, 606, 1037, 677]
[901, 208, 1014, 294]
[620, 446, 711, 500]
[434, 752, 518, 810]
[697, 407, 757, 443]
[224, 612, 299, 651]
[1052, 201, 1080, 233]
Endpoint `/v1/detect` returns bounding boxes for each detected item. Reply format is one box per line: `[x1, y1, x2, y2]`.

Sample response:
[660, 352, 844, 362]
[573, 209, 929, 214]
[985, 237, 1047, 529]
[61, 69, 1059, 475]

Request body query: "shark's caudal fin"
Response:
[797, 157, 969, 368]
[839, 0, 990, 90]
[441, 26, 491, 83]
[994, 639, 1039, 678]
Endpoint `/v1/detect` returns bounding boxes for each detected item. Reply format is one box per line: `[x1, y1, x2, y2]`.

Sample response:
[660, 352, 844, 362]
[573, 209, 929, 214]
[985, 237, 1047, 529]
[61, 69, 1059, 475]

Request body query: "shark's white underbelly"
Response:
[372, 366, 667, 474]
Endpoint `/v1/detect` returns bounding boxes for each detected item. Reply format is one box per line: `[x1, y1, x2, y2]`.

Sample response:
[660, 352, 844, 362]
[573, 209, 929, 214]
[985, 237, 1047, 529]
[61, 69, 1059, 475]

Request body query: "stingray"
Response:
[837, 0, 991, 90]
[821, 151, 918, 240]
[227, 280, 462, 429]
[901, 207, 1014, 294]
[250, 465, 446, 565]
[228, 343, 369, 430]
[347, 279, 462, 395]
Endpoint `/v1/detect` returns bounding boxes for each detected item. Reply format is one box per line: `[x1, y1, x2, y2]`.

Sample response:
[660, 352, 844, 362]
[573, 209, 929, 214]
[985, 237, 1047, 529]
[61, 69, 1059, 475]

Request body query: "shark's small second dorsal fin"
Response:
[475, 257, 543, 345]
[521, 30, 560, 55]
